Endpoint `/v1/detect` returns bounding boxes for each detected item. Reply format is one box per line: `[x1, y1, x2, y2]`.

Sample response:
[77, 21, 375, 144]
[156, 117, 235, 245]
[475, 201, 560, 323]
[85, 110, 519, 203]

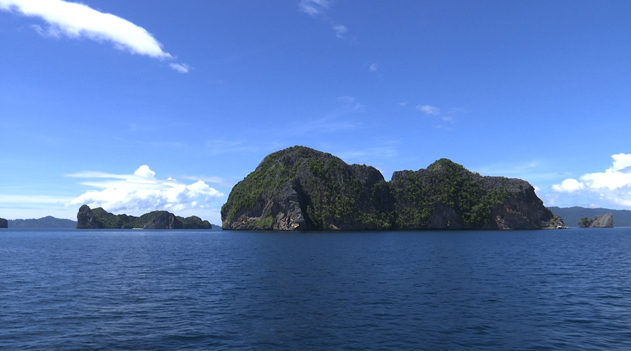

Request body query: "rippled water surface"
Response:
[2, 228, 631, 350]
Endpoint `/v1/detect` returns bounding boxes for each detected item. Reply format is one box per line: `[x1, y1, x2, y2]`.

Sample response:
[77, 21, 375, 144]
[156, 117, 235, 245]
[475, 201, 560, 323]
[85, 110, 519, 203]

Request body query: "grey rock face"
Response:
[77, 205, 101, 228]
[591, 213, 614, 228]
[222, 146, 392, 231]
[142, 211, 183, 229]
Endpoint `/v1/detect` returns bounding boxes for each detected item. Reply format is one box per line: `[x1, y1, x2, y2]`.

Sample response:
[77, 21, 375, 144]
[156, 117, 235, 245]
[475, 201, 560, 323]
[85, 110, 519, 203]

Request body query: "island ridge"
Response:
[221, 146, 564, 231]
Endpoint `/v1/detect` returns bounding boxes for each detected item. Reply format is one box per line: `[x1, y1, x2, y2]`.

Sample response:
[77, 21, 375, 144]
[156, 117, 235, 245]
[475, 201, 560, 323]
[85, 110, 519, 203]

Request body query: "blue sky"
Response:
[2, 0, 631, 224]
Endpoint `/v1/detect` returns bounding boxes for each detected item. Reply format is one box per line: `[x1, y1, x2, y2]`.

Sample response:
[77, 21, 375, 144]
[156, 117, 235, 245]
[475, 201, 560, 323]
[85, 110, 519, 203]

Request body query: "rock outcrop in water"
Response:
[221, 146, 561, 231]
[0, 218, 7, 228]
[578, 213, 614, 228]
[76, 205, 212, 229]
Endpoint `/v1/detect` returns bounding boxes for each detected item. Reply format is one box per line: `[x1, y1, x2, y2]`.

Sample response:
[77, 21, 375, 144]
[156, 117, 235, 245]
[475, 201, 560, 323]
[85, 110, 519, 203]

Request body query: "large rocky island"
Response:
[77, 205, 213, 229]
[221, 146, 563, 231]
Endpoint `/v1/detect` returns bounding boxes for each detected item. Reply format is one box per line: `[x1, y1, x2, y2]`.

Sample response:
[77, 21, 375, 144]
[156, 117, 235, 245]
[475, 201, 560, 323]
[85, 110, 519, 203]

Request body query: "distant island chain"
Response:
[0, 146, 618, 231]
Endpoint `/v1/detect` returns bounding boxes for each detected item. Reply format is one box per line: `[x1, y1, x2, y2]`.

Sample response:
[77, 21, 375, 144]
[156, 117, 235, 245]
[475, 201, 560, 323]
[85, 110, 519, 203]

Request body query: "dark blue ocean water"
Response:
[1, 228, 631, 350]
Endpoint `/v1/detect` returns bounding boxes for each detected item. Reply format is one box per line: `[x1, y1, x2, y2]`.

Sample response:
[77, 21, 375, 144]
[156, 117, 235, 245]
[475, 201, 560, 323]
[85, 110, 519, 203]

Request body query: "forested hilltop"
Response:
[221, 146, 562, 231]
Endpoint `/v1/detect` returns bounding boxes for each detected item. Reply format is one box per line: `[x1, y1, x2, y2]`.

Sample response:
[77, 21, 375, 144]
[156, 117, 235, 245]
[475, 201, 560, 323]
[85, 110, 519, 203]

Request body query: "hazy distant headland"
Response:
[0, 218, 7, 228]
[221, 146, 564, 231]
[8, 216, 76, 229]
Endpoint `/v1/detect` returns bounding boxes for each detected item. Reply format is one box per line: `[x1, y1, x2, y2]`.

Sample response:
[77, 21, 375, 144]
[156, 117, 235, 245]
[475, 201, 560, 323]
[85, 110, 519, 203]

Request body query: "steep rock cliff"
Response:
[221, 146, 393, 230]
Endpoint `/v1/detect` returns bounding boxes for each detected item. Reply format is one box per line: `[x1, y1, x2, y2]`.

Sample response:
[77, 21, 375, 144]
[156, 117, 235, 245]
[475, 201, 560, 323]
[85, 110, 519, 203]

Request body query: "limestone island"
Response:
[578, 213, 614, 228]
[0, 218, 7, 228]
[221, 146, 564, 231]
[76, 205, 212, 229]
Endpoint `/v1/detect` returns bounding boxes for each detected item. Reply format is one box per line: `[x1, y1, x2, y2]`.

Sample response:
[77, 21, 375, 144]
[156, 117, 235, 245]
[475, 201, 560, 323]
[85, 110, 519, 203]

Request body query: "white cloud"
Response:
[134, 165, 155, 179]
[369, 63, 378, 72]
[551, 178, 585, 192]
[551, 153, 631, 208]
[612, 153, 631, 171]
[0, 0, 189, 72]
[67, 165, 224, 214]
[417, 104, 441, 115]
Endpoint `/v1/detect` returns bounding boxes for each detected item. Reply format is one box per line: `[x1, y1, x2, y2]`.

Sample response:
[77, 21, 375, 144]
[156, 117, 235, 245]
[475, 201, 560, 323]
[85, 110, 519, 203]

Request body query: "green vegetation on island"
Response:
[77, 205, 213, 229]
[221, 146, 560, 231]
[390, 159, 512, 229]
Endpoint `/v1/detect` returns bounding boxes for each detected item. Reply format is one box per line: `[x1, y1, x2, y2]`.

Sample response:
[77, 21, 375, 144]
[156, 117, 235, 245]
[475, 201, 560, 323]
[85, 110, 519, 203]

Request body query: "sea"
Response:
[1, 228, 631, 351]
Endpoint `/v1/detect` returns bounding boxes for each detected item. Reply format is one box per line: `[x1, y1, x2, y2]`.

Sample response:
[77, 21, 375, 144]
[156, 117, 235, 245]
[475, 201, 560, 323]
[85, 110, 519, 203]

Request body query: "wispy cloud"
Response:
[335, 145, 399, 161]
[333, 24, 347, 39]
[205, 139, 255, 156]
[0, 0, 189, 72]
[414, 104, 466, 129]
[0, 194, 74, 204]
[298, 0, 349, 39]
[67, 165, 223, 214]
[290, 96, 366, 134]
[417, 104, 441, 115]
[369, 63, 379, 72]
[475, 160, 564, 183]
[169, 63, 191, 73]
[178, 175, 237, 188]
[299, 0, 330, 16]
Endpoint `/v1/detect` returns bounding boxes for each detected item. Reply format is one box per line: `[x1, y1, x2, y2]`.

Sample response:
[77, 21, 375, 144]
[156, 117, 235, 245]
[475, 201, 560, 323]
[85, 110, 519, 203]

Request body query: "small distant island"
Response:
[221, 146, 564, 231]
[0, 218, 7, 228]
[578, 213, 614, 228]
[77, 205, 214, 229]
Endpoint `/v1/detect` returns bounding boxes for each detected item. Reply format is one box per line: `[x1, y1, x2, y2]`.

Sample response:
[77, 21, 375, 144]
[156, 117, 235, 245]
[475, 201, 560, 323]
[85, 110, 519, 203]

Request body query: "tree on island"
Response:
[579, 217, 592, 228]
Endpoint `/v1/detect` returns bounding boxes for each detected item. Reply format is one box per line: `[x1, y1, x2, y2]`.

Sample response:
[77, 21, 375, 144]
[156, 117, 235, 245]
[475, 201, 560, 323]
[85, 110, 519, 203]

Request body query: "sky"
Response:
[2, 0, 631, 224]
